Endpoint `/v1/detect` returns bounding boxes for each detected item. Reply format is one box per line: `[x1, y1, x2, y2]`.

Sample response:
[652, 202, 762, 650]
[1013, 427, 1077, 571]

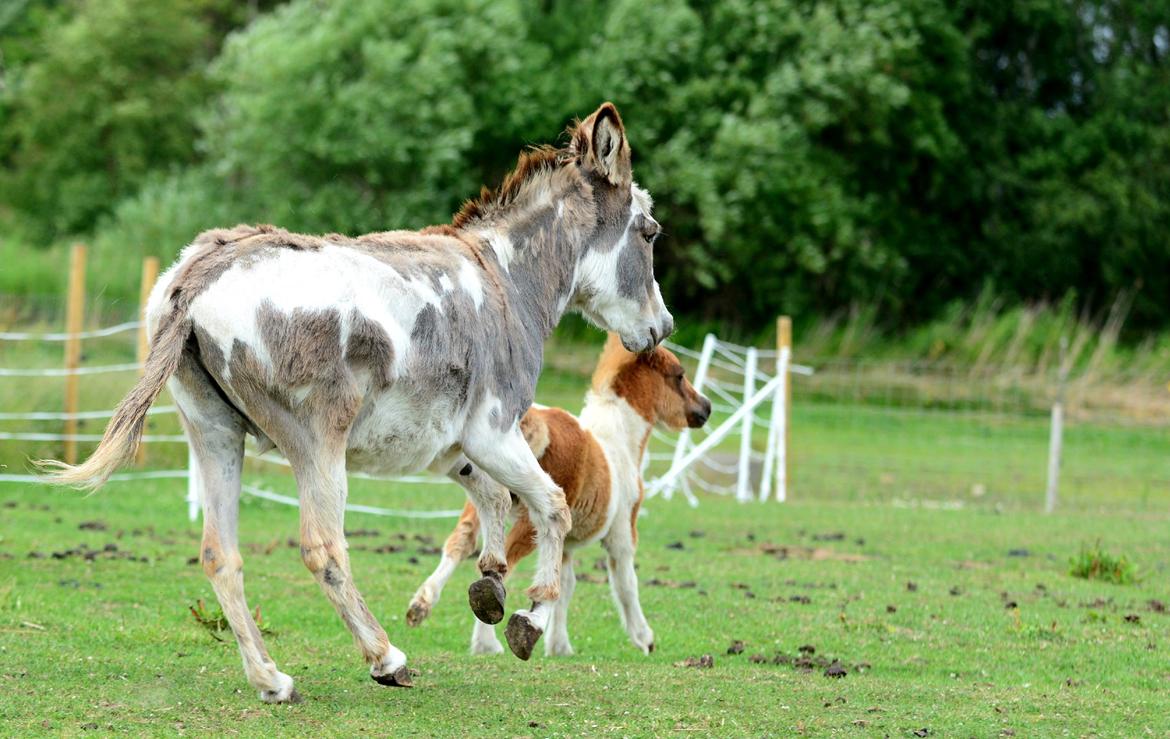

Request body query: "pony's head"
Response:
[593, 334, 711, 430]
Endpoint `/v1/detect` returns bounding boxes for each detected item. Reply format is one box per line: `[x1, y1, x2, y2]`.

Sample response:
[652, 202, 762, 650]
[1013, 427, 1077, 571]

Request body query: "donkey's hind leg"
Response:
[172, 372, 297, 703]
[288, 440, 411, 687]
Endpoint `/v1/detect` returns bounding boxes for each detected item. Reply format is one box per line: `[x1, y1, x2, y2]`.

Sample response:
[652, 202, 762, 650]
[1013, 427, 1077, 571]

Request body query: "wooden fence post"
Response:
[62, 244, 87, 464]
[135, 256, 160, 466]
[777, 316, 792, 501]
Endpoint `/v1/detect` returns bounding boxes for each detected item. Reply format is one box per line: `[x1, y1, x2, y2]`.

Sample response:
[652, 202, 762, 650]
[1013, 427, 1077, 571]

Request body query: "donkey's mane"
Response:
[452, 121, 588, 229]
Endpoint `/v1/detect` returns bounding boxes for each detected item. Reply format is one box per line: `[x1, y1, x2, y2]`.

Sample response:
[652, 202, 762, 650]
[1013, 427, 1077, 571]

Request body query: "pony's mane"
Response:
[452, 121, 587, 229]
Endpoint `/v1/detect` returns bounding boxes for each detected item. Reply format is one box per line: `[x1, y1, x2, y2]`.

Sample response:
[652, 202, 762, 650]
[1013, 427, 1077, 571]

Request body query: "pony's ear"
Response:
[578, 102, 631, 185]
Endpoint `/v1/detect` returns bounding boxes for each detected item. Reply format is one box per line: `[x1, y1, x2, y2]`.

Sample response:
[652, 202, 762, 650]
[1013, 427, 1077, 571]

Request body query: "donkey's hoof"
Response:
[371, 666, 414, 688]
[406, 599, 430, 627]
[468, 573, 506, 625]
[259, 673, 300, 703]
[505, 611, 543, 661]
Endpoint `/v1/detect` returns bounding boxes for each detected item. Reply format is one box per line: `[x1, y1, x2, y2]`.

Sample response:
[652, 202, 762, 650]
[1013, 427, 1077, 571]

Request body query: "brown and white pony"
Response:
[408, 335, 710, 659]
[38, 103, 673, 702]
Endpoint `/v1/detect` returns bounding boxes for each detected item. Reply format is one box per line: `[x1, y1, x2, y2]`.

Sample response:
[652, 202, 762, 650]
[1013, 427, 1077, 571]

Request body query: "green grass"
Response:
[2, 318, 1169, 734]
[1, 479, 1168, 736]
[1070, 544, 1139, 585]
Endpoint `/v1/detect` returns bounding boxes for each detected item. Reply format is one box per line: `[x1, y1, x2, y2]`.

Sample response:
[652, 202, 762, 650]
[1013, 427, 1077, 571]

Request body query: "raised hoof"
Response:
[371, 667, 414, 688]
[505, 612, 544, 661]
[405, 600, 430, 627]
[468, 573, 506, 625]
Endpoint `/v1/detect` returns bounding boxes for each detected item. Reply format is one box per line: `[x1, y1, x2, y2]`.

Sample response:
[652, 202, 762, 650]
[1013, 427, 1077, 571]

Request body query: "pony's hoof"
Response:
[468, 573, 506, 625]
[371, 667, 414, 688]
[505, 611, 543, 661]
[405, 600, 430, 627]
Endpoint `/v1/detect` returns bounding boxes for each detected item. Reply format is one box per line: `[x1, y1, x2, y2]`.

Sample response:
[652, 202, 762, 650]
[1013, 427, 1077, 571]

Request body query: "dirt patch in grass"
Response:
[34, 543, 147, 563]
[676, 655, 714, 669]
[736, 543, 869, 562]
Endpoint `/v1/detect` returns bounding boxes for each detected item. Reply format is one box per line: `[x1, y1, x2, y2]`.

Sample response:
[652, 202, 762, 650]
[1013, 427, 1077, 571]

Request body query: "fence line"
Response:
[0, 431, 187, 443]
[0, 362, 141, 377]
[240, 484, 463, 519]
[0, 320, 142, 342]
[0, 470, 189, 484]
[0, 405, 177, 422]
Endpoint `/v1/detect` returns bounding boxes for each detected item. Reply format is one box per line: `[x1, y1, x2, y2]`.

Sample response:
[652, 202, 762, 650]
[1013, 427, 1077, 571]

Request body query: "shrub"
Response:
[1069, 543, 1137, 585]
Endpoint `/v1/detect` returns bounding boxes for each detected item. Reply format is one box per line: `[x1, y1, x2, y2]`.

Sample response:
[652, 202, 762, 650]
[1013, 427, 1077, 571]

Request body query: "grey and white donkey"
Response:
[37, 103, 673, 702]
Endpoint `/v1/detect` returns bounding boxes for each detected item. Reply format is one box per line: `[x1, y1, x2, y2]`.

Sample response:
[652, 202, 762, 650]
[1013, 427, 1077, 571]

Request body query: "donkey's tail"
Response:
[34, 312, 190, 491]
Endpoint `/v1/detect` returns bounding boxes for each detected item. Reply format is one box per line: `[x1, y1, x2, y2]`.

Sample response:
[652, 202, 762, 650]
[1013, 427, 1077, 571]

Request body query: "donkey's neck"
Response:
[469, 177, 587, 343]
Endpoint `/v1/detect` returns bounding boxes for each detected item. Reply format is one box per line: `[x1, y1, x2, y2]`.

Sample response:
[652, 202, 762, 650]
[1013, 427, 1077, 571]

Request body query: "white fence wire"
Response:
[3, 313, 804, 523]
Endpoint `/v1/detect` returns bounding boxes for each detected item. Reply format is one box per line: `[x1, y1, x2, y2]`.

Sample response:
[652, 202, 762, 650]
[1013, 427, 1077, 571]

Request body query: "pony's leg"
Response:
[470, 615, 505, 655]
[445, 459, 512, 625]
[603, 523, 655, 654]
[544, 554, 576, 657]
[172, 372, 296, 703]
[289, 443, 410, 687]
[407, 500, 479, 626]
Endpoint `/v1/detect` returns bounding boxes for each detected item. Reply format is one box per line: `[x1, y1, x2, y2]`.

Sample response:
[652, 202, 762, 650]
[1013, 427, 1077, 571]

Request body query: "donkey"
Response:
[37, 103, 674, 702]
[406, 335, 710, 659]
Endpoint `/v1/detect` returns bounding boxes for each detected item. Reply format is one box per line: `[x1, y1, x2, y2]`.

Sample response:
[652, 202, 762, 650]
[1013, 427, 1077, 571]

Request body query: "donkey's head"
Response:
[454, 103, 673, 353]
[593, 334, 711, 430]
[567, 103, 673, 354]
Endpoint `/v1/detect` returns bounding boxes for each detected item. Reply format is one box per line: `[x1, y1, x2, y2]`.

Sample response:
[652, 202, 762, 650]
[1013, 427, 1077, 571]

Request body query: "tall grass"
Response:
[790, 289, 1170, 422]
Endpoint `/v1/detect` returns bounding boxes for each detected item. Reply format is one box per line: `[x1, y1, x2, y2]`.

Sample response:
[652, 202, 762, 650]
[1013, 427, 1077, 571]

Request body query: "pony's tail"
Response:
[34, 313, 190, 491]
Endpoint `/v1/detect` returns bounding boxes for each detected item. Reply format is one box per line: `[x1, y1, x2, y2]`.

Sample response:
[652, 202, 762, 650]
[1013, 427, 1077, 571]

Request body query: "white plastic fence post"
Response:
[186, 444, 201, 522]
[648, 372, 784, 497]
[664, 333, 716, 501]
[1045, 337, 1069, 514]
[773, 343, 790, 502]
[759, 340, 788, 502]
[736, 348, 758, 502]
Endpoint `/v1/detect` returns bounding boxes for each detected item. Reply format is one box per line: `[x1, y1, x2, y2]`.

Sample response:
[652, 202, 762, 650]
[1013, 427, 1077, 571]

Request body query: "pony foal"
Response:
[408, 335, 710, 658]
[37, 103, 673, 702]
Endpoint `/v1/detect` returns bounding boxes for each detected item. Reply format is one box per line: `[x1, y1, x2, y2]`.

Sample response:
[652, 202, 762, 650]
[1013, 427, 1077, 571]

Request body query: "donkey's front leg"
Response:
[464, 428, 571, 661]
[290, 446, 410, 688]
[448, 458, 513, 625]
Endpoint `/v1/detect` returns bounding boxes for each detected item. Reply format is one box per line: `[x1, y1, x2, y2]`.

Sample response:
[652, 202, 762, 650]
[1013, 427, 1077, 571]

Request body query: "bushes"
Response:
[2, 0, 1169, 333]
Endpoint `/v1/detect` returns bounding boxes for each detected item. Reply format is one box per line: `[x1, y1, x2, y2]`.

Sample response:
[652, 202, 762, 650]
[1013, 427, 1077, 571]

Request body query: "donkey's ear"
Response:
[583, 102, 630, 184]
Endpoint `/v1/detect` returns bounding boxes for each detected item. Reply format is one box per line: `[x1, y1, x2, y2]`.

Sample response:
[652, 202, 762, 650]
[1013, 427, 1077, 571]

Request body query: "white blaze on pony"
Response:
[407, 336, 711, 659]
[35, 103, 674, 703]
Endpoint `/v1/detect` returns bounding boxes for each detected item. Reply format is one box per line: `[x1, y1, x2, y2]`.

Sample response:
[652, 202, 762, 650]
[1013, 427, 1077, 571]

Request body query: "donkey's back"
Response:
[154, 224, 510, 476]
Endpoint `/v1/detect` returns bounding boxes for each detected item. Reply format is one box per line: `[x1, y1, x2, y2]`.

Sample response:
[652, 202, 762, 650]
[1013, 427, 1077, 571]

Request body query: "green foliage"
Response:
[189, 598, 275, 639]
[1069, 543, 1137, 585]
[2, 0, 1170, 333]
[0, 0, 217, 239]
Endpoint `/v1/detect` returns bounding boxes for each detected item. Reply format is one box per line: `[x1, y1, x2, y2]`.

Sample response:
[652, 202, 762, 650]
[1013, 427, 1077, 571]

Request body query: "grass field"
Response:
[1, 476, 1168, 736]
[2, 324, 1169, 735]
